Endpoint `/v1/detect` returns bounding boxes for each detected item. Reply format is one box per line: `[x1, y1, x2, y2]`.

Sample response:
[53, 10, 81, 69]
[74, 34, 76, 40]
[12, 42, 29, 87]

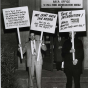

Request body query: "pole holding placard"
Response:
[37, 31, 43, 61]
[72, 30, 75, 61]
[17, 27, 23, 59]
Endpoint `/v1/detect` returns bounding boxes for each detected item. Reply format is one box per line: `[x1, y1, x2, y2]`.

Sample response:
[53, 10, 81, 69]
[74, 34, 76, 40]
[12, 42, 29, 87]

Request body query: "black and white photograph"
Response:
[1, 0, 88, 88]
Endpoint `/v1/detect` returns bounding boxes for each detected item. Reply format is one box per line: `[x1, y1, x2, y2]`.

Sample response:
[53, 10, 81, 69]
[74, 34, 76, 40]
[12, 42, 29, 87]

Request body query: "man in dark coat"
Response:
[62, 32, 84, 88]
[54, 33, 65, 70]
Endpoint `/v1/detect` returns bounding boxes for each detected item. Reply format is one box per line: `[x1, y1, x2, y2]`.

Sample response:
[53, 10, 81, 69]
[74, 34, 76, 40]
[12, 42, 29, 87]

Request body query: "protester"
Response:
[18, 32, 47, 88]
[62, 32, 84, 88]
[54, 32, 65, 71]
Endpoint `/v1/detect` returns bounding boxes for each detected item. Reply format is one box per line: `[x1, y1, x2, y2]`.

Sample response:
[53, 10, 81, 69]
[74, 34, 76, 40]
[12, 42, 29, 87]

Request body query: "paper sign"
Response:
[31, 10, 57, 33]
[3, 6, 30, 29]
[41, 0, 83, 8]
[58, 10, 86, 32]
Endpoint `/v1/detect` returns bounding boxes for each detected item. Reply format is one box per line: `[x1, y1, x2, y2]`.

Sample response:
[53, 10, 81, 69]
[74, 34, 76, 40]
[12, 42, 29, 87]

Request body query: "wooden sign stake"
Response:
[72, 30, 75, 61]
[37, 31, 43, 61]
[17, 27, 23, 59]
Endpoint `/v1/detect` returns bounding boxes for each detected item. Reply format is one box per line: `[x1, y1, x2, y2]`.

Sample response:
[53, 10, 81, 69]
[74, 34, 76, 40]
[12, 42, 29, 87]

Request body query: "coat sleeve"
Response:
[75, 40, 84, 61]
[62, 40, 70, 58]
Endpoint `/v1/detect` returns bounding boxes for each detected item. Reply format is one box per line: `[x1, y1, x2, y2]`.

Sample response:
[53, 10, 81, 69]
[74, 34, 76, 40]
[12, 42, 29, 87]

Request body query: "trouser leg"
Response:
[56, 62, 62, 70]
[28, 60, 34, 87]
[73, 70, 81, 88]
[35, 63, 42, 88]
[65, 69, 72, 88]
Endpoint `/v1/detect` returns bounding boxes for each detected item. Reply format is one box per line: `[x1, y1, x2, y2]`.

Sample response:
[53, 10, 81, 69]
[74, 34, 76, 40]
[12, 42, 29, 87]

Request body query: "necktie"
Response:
[33, 40, 36, 55]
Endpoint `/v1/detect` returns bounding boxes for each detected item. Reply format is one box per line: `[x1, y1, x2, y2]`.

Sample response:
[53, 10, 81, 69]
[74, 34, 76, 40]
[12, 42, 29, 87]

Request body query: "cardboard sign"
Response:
[41, 0, 83, 8]
[58, 10, 86, 32]
[3, 6, 30, 29]
[31, 10, 57, 33]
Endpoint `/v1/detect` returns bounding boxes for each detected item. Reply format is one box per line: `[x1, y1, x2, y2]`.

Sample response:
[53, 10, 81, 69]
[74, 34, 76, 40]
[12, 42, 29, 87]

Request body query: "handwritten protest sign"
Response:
[41, 0, 83, 8]
[3, 6, 30, 29]
[31, 10, 57, 33]
[2, 6, 30, 59]
[31, 10, 57, 61]
[58, 10, 86, 61]
[58, 10, 86, 32]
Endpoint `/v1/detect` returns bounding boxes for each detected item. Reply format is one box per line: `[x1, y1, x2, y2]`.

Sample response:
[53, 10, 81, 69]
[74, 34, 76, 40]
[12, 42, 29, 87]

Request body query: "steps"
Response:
[14, 69, 88, 88]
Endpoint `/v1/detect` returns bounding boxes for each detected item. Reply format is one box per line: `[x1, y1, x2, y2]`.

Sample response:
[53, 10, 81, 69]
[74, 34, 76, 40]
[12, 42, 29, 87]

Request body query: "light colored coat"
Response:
[22, 40, 46, 67]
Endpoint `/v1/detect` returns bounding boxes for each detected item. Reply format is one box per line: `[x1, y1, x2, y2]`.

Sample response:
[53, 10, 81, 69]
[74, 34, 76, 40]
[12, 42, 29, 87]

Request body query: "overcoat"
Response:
[62, 38, 84, 73]
[22, 40, 46, 67]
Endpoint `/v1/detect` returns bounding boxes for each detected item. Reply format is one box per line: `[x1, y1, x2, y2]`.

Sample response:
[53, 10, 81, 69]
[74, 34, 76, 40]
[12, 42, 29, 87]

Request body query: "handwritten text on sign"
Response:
[31, 11, 57, 33]
[41, 0, 83, 8]
[58, 10, 86, 32]
[3, 6, 30, 29]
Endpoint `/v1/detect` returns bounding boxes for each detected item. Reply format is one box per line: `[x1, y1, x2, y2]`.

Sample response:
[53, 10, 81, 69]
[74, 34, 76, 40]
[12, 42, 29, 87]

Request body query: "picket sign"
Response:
[58, 10, 86, 61]
[31, 10, 57, 61]
[2, 6, 30, 59]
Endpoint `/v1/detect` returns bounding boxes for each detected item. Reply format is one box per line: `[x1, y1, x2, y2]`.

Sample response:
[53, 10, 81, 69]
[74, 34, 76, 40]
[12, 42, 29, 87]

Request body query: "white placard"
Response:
[41, 0, 83, 8]
[3, 6, 30, 29]
[31, 10, 57, 33]
[58, 10, 86, 32]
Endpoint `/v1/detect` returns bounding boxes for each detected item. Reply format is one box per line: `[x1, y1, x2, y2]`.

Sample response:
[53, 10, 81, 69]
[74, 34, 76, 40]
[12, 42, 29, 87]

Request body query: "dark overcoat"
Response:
[62, 38, 84, 73]
[54, 37, 65, 62]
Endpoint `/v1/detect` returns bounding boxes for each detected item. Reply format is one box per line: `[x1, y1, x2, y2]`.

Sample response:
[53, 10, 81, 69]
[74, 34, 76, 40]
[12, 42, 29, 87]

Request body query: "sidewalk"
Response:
[14, 69, 88, 88]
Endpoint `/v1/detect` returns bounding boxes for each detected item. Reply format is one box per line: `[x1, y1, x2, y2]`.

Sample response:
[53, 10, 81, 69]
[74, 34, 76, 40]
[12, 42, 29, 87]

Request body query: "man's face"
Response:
[30, 33, 35, 40]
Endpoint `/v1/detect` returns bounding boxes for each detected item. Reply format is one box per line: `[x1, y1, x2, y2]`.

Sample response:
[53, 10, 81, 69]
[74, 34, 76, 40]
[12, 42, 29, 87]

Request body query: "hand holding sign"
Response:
[17, 27, 23, 59]
[70, 48, 75, 53]
[73, 59, 78, 65]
